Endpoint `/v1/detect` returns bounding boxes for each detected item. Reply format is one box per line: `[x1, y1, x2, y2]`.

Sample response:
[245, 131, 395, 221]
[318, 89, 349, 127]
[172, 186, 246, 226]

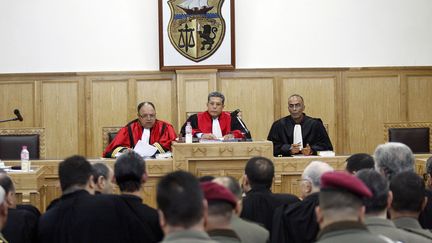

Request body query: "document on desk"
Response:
[134, 140, 157, 157]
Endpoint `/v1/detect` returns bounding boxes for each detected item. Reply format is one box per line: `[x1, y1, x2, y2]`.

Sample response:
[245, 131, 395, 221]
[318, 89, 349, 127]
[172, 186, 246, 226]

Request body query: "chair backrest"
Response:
[0, 128, 45, 160]
[102, 126, 122, 151]
[384, 122, 432, 154]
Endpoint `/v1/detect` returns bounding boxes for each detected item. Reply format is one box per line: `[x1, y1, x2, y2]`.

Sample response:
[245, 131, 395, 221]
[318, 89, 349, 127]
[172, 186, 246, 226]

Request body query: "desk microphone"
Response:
[14, 109, 23, 121]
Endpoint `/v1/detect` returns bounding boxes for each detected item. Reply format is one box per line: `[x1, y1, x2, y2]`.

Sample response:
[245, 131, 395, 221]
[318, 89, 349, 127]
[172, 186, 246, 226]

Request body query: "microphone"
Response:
[14, 109, 23, 121]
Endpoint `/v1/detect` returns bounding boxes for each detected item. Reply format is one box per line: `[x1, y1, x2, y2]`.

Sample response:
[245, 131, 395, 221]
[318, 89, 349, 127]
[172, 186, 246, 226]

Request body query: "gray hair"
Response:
[208, 91, 225, 104]
[374, 142, 415, 181]
[426, 156, 432, 176]
[302, 161, 334, 189]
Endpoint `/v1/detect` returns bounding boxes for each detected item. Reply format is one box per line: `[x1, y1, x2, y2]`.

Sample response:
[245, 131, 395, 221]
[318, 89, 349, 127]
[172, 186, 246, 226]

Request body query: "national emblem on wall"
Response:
[167, 0, 226, 62]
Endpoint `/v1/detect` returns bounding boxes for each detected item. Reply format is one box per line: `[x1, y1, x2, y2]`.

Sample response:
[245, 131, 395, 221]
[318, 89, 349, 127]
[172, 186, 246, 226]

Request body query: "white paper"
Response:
[134, 140, 158, 157]
[293, 124, 303, 150]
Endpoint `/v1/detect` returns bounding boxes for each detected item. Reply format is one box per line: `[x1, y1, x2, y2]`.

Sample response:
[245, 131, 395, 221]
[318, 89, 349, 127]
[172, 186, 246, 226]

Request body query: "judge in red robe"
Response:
[180, 91, 246, 140]
[103, 102, 177, 158]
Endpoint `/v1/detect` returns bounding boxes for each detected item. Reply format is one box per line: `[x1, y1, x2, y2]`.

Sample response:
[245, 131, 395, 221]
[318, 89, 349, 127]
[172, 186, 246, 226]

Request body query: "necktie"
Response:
[212, 118, 223, 138]
[293, 124, 303, 150]
[141, 128, 150, 144]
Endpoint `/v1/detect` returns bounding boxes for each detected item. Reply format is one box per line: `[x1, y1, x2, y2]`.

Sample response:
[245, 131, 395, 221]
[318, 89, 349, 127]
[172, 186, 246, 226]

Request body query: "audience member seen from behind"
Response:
[272, 161, 333, 243]
[201, 182, 241, 243]
[38, 155, 129, 243]
[389, 171, 432, 241]
[0, 172, 39, 243]
[114, 151, 164, 242]
[180, 91, 246, 140]
[0, 186, 8, 243]
[419, 156, 432, 229]
[157, 170, 217, 243]
[103, 101, 177, 158]
[240, 156, 299, 233]
[345, 153, 375, 174]
[92, 162, 115, 194]
[213, 176, 269, 243]
[374, 142, 415, 181]
[356, 169, 430, 243]
[315, 171, 390, 243]
[267, 94, 333, 156]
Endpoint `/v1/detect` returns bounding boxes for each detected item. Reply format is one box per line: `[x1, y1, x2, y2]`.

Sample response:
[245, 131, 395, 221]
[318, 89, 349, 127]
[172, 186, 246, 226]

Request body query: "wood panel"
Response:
[41, 81, 81, 158]
[220, 78, 274, 140]
[281, 75, 337, 151]
[89, 80, 129, 157]
[0, 82, 35, 128]
[344, 74, 401, 154]
[176, 69, 217, 129]
[136, 79, 175, 130]
[406, 75, 432, 121]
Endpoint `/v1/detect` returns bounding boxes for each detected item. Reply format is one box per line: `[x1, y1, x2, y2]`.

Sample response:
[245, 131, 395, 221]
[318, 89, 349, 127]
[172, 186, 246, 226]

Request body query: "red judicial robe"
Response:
[103, 119, 177, 158]
[180, 111, 244, 138]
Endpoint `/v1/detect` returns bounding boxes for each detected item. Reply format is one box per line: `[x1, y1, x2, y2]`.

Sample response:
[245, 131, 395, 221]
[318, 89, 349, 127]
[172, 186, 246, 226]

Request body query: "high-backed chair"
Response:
[0, 128, 46, 159]
[384, 122, 432, 153]
[102, 126, 122, 151]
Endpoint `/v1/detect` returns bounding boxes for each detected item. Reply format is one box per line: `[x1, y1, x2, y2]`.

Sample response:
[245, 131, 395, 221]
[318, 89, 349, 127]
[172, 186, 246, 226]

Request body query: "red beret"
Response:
[200, 182, 237, 208]
[321, 171, 372, 198]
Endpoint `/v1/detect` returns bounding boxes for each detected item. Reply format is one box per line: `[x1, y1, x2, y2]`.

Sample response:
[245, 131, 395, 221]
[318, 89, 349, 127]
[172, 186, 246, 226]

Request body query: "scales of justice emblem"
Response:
[167, 0, 226, 62]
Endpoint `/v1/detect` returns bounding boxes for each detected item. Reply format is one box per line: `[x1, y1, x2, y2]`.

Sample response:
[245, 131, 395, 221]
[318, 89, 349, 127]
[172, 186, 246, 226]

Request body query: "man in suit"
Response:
[390, 171, 432, 241]
[213, 176, 269, 243]
[91, 162, 114, 194]
[114, 151, 163, 242]
[315, 171, 390, 243]
[272, 161, 333, 243]
[357, 169, 430, 242]
[240, 156, 300, 234]
[157, 170, 217, 243]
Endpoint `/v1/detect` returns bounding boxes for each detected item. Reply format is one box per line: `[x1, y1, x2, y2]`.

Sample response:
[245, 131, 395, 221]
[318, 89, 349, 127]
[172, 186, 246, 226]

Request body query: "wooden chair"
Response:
[384, 122, 432, 153]
[0, 128, 45, 159]
[102, 126, 122, 151]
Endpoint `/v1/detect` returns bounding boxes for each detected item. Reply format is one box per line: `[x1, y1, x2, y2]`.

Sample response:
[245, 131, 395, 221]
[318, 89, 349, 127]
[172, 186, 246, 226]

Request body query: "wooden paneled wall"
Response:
[1, 68, 432, 158]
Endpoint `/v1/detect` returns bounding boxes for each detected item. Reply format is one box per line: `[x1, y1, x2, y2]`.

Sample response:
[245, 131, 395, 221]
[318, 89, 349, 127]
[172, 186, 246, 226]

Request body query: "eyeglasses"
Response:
[288, 103, 303, 109]
[138, 114, 156, 119]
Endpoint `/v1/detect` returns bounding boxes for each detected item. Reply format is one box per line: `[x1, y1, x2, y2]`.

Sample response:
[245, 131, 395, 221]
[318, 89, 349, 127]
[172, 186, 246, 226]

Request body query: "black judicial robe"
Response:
[3, 206, 40, 243]
[419, 189, 432, 229]
[38, 190, 132, 243]
[118, 194, 163, 243]
[240, 185, 300, 234]
[271, 192, 320, 243]
[267, 114, 333, 156]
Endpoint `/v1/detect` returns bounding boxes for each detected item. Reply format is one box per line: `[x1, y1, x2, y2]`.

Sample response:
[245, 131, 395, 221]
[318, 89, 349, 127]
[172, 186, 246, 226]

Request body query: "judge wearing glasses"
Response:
[103, 102, 177, 158]
[267, 94, 333, 156]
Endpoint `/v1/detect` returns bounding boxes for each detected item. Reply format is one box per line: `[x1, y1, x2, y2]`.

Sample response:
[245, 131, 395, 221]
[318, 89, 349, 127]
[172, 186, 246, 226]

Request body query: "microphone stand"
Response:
[0, 117, 20, 123]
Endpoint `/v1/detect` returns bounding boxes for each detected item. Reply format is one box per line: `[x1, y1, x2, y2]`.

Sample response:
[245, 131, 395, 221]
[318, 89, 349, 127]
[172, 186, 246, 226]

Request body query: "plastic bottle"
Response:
[20, 146, 30, 172]
[185, 122, 193, 144]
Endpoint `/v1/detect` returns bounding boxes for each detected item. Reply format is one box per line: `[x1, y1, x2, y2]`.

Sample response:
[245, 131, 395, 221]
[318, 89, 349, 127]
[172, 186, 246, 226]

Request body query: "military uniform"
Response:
[230, 215, 269, 243]
[393, 216, 432, 241]
[207, 229, 241, 243]
[366, 216, 431, 243]
[316, 221, 392, 243]
[160, 230, 218, 243]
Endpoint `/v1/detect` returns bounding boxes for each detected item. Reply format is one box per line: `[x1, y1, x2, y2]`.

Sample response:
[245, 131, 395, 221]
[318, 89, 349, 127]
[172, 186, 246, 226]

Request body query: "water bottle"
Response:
[185, 122, 193, 144]
[20, 146, 30, 172]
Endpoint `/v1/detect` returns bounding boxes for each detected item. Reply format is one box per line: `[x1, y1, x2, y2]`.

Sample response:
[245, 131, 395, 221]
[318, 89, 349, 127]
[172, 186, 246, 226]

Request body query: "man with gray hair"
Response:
[419, 156, 432, 229]
[91, 162, 114, 194]
[180, 91, 246, 140]
[272, 161, 333, 243]
[374, 142, 415, 181]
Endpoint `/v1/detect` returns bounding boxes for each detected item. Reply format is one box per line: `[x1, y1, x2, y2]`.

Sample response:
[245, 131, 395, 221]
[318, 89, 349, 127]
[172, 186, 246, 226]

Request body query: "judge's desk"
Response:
[2, 141, 430, 212]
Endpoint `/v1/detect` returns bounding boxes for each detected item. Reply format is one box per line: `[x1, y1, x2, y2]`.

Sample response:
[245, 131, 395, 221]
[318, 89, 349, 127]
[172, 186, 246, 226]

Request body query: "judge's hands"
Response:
[201, 133, 217, 140]
[290, 143, 313, 155]
[301, 144, 313, 156]
[290, 143, 301, 154]
[223, 133, 234, 140]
